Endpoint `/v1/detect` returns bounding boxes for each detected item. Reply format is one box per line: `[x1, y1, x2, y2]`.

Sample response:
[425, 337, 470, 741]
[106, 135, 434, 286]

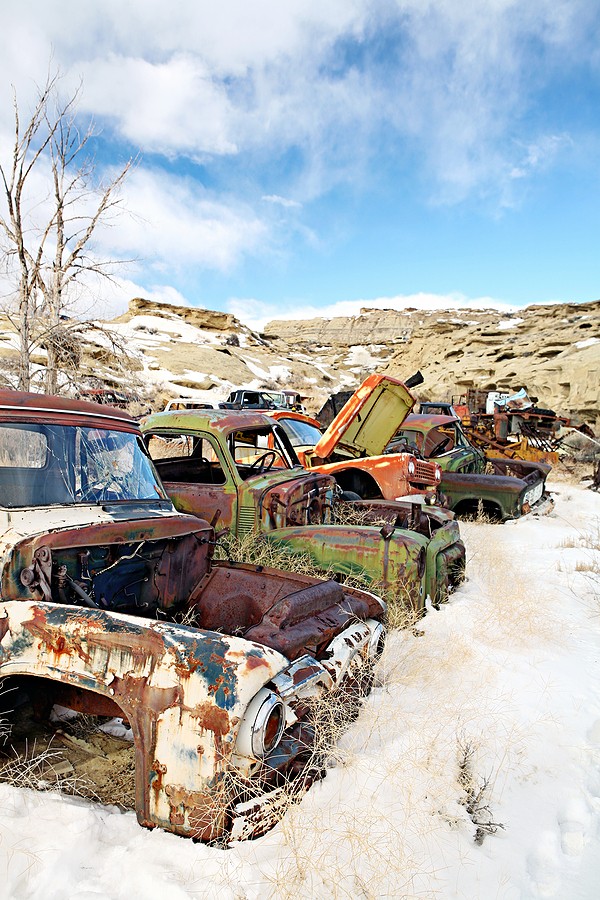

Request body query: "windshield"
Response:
[0, 423, 167, 508]
[277, 417, 322, 448]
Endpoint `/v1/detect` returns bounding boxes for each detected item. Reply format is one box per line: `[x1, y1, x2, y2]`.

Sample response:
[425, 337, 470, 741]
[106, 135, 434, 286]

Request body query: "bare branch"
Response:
[0, 70, 139, 393]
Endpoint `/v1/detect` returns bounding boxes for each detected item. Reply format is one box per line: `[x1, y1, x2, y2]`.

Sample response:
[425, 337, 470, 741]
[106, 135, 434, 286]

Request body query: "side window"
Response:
[145, 433, 226, 485]
[146, 434, 196, 459]
[0, 425, 48, 468]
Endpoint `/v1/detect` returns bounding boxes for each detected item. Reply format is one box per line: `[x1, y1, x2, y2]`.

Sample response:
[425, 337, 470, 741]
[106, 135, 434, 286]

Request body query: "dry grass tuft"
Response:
[0, 697, 136, 810]
[331, 502, 391, 529]
[221, 653, 379, 846]
[215, 529, 332, 580]
[0, 740, 101, 801]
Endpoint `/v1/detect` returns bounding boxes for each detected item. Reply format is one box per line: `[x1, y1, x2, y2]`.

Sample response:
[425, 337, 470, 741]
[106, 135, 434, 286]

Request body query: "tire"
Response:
[340, 490, 362, 502]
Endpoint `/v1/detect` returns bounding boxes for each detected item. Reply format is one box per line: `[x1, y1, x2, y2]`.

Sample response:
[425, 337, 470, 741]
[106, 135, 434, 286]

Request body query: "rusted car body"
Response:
[419, 398, 561, 465]
[390, 414, 552, 520]
[268, 409, 443, 502]
[141, 408, 465, 610]
[268, 374, 442, 501]
[0, 391, 386, 841]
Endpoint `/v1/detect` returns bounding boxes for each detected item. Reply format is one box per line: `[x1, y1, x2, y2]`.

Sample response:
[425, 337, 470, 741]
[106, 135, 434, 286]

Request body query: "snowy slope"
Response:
[0, 483, 599, 899]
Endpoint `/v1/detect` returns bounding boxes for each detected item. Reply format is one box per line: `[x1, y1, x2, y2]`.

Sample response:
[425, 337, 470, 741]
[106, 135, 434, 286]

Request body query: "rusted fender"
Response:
[0, 599, 287, 841]
[265, 524, 428, 612]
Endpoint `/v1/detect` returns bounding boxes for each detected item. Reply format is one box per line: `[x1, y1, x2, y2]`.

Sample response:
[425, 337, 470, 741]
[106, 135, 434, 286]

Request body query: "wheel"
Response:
[340, 490, 362, 501]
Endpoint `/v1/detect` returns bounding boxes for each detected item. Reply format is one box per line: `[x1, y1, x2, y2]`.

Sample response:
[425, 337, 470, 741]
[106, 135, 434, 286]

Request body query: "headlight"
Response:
[408, 459, 416, 475]
[435, 466, 442, 481]
[236, 688, 286, 759]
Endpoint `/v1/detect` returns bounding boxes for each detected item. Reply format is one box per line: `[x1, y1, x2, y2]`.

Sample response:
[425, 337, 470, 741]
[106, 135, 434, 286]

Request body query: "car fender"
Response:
[0, 599, 287, 840]
[265, 524, 428, 612]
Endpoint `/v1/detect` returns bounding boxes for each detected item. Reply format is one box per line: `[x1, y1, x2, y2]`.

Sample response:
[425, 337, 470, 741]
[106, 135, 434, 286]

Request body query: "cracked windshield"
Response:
[0, 423, 166, 507]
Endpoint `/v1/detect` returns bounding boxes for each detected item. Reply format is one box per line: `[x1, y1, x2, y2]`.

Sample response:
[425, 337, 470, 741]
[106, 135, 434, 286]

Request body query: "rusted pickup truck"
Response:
[0, 390, 386, 842]
[141, 408, 465, 610]
[390, 414, 552, 520]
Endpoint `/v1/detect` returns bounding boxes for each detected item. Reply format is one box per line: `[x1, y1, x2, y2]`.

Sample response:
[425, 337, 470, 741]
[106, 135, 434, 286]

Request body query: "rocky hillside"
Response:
[0, 296, 598, 427]
[265, 300, 600, 427]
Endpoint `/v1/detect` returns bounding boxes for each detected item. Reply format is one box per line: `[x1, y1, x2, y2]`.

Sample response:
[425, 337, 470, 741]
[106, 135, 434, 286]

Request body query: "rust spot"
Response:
[112, 673, 181, 716]
[25, 608, 91, 664]
[150, 759, 167, 805]
[244, 654, 270, 671]
[0, 614, 10, 643]
[165, 784, 226, 839]
[192, 701, 230, 737]
[292, 665, 320, 684]
[208, 674, 225, 695]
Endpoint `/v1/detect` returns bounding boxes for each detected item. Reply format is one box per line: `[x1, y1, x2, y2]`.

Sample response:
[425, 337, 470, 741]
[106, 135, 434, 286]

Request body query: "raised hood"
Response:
[314, 374, 415, 459]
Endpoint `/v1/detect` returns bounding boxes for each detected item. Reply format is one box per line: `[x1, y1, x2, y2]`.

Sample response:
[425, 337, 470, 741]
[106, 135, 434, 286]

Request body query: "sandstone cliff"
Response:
[264, 300, 600, 426]
[0, 297, 597, 428]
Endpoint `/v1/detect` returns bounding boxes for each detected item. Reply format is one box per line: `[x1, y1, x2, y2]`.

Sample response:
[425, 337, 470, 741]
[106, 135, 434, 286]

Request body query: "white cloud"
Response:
[226, 291, 522, 331]
[95, 167, 269, 273]
[77, 54, 239, 158]
[2, 0, 593, 206]
[0, 0, 597, 294]
[262, 195, 302, 209]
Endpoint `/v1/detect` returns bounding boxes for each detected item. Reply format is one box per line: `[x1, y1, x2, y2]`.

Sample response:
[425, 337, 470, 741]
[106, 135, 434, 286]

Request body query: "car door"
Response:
[144, 429, 239, 529]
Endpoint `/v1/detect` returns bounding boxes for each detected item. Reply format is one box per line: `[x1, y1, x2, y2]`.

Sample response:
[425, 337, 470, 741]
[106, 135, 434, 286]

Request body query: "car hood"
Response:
[0, 502, 210, 552]
[314, 374, 415, 459]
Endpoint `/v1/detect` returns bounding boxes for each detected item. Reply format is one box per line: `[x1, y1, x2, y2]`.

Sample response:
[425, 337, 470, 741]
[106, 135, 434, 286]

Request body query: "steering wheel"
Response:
[247, 450, 278, 474]
[430, 437, 451, 457]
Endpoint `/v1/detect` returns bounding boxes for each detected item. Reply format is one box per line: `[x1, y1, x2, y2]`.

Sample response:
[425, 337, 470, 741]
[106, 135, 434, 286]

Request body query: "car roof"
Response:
[402, 413, 461, 429]
[0, 389, 137, 430]
[143, 407, 276, 433]
[267, 410, 322, 428]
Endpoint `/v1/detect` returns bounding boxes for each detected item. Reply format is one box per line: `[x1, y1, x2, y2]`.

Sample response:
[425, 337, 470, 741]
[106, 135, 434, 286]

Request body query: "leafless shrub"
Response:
[456, 733, 504, 844]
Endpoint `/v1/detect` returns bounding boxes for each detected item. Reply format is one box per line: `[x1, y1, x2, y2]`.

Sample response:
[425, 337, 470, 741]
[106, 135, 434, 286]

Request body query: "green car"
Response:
[390, 414, 552, 521]
[142, 408, 466, 612]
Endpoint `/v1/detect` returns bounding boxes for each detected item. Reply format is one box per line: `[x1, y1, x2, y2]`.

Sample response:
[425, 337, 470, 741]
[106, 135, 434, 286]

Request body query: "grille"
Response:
[238, 506, 257, 534]
[413, 460, 438, 484]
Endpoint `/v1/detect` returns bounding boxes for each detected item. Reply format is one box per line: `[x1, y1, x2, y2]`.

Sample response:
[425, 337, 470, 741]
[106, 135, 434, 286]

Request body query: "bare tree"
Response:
[0, 72, 136, 394]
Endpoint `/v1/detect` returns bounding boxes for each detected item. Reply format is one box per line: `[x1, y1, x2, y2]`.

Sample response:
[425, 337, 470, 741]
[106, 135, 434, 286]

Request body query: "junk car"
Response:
[389, 414, 552, 520]
[265, 373, 442, 501]
[0, 390, 386, 841]
[141, 408, 465, 611]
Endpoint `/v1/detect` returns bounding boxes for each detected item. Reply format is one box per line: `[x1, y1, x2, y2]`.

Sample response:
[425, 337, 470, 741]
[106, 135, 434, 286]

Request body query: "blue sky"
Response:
[1, 0, 599, 328]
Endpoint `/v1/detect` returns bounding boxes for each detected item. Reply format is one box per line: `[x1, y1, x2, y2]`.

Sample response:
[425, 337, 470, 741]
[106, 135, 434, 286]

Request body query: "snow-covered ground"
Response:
[0, 482, 599, 899]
